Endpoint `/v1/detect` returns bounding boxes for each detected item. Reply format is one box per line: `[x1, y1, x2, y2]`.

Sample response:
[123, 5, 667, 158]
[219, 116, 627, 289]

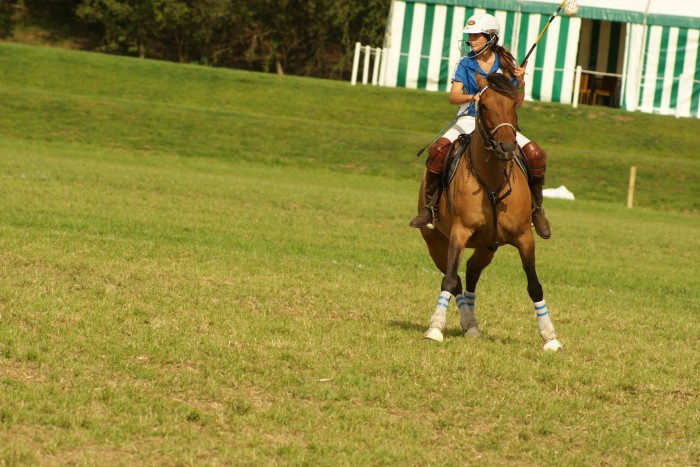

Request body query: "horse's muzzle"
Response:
[495, 140, 517, 161]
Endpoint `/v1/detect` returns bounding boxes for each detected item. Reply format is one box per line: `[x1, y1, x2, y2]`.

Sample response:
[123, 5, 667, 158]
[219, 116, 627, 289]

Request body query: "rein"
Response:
[469, 85, 518, 247]
[475, 86, 518, 154]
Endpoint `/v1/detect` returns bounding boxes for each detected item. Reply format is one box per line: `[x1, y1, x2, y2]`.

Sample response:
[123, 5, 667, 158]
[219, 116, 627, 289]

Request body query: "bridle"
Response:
[469, 84, 520, 247]
[474, 85, 518, 159]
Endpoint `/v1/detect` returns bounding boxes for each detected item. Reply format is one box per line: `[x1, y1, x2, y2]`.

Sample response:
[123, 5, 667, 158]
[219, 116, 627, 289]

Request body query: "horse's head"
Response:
[474, 73, 520, 161]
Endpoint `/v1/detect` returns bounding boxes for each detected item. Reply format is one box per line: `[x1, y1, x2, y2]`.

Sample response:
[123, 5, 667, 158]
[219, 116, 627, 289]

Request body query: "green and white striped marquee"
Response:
[382, 0, 700, 118]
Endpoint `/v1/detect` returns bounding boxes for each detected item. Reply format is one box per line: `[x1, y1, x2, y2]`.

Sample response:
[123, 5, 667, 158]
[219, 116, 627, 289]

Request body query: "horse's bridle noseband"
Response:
[475, 86, 518, 159]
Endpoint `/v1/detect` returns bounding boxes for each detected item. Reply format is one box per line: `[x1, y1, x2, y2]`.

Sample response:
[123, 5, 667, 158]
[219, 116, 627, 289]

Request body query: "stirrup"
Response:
[409, 205, 433, 229]
[426, 205, 438, 229]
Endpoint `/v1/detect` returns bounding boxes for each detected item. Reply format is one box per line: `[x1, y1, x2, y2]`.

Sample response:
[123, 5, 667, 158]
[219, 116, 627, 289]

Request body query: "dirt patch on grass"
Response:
[0, 358, 46, 383]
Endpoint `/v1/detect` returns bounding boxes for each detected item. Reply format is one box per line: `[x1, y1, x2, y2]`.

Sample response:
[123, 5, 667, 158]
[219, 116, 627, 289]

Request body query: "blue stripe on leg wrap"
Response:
[456, 295, 475, 307]
[435, 291, 452, 313]
[537, 311, 549, 317]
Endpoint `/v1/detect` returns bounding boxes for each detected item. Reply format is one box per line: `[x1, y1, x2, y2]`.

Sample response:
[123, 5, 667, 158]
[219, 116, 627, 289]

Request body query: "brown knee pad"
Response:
[426, 137, 452, 174]
[521, 141, 547, 180]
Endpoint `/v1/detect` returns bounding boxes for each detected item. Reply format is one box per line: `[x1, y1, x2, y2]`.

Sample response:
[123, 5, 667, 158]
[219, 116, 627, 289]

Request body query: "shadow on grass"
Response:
[387, 320, 465, 338]
[389, 320, 537, 346]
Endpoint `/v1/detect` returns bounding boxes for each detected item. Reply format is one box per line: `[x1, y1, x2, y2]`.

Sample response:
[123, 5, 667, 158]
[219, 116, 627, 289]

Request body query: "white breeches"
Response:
[443, 115, 531, 147]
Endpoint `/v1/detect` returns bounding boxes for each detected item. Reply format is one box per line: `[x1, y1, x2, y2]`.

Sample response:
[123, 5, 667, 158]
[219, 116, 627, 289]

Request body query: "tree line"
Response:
[0, 0, 391, 79]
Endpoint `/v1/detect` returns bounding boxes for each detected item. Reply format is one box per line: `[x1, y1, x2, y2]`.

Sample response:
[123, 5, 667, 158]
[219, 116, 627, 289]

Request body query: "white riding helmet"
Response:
[463, 13, 500, 37]
[460, 13, 500, 56]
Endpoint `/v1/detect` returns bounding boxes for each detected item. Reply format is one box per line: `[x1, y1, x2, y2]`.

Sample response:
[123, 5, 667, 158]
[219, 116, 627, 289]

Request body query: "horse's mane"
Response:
[486, 73, 519, 102]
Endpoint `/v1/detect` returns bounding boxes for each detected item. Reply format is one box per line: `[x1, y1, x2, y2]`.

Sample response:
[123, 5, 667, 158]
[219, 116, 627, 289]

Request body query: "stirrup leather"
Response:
[426, 203, 438, 229]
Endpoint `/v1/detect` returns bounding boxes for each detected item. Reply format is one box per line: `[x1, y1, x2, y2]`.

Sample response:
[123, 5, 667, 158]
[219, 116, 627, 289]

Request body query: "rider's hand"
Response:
[514, 61, 527, 86]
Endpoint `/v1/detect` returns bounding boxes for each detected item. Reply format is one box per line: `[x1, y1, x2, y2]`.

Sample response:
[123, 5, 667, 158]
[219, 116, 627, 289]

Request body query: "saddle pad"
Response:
[443, 134, 529, 190]
[443, 134, 471, 189]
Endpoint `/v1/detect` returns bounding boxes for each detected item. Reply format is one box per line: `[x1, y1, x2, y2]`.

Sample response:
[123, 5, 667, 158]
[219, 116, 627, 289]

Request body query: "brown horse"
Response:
[418, 73, 562, 351]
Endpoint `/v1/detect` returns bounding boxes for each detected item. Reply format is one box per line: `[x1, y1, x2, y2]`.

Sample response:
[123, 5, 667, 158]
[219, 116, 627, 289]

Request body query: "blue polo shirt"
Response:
[453, 52, 511, 116]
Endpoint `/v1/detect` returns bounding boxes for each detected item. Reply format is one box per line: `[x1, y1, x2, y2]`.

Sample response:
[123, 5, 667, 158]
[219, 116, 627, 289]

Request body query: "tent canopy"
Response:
[411, 1, 700, 28]
[382, 0, 700, 117]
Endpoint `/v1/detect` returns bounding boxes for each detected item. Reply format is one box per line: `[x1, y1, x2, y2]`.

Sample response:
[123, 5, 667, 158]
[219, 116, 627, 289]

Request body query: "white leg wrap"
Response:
[534, 300, 557, 342]
[456, 292, 481, 337]
[428, 291, 451, 330]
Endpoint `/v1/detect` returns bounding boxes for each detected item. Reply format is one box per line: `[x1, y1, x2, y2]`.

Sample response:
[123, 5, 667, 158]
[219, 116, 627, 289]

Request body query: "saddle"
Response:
[441, 133, 530, 213]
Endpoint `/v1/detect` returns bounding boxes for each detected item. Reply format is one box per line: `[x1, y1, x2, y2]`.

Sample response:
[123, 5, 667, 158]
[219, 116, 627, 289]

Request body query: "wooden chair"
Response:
[578, 72, 592, 105]
[592, 76, 617, 107]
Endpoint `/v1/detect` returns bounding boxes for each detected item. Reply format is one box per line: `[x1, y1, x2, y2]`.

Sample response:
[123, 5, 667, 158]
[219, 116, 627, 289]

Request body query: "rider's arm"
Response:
[513, 63, 527, 108]
[448, 81, 479, 105]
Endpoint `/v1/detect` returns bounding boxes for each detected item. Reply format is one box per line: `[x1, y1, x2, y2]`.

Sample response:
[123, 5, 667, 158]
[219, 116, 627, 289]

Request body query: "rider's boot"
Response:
[530, 177, 551, 239]
[409, 170, 442, 229]
[521, 141, 551, 239]
[409, 137, 451, 229]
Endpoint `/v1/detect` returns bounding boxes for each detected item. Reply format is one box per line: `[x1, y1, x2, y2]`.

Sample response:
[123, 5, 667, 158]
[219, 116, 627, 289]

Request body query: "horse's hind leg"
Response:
[455, 247, 496, 338]
[465, 247, 496, 293]
[516, 234, 563, 351]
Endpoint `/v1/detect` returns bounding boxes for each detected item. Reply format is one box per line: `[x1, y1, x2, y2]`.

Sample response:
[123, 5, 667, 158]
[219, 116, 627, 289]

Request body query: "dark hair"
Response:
[487, 38, 517, 78]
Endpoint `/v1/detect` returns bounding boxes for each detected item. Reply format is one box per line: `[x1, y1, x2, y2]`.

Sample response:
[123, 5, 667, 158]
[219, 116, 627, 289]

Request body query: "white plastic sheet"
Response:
[542, 185, 575, 200]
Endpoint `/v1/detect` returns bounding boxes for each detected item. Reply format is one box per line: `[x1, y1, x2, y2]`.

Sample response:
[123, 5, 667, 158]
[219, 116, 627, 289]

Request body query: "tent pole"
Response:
[634, 0, 652, 111]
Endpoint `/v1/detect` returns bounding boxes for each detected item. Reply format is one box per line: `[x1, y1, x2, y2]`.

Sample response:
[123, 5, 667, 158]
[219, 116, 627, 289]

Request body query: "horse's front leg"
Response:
[423, 226, 471, 342]
[516, 233, 563, 351]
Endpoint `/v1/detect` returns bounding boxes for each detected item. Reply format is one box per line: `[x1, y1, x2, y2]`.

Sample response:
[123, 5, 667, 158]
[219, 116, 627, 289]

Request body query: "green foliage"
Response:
[76, 0, 159, 57]
[0, 43, 699, 464]
[8, 0, 392, 77]
[0, 8, 11, 39]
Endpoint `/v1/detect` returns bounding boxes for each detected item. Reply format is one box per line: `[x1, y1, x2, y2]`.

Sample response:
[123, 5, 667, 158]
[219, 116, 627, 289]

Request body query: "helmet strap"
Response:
[471, 35, 497, 58]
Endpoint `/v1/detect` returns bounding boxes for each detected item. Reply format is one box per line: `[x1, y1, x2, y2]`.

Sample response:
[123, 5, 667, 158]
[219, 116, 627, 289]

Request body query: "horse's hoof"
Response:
[543, 339, 563, 352]
[423, 327, 444, 342]
[463, 326, 482, 338]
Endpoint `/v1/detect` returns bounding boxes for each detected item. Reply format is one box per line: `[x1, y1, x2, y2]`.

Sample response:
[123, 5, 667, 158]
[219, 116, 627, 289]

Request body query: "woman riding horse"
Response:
[409, 13, 551, 240]
[418, 71, 562, 351]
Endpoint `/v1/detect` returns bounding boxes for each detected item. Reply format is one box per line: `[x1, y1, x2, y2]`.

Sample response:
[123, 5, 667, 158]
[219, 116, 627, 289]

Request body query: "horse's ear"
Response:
[475, 73, 487, 89]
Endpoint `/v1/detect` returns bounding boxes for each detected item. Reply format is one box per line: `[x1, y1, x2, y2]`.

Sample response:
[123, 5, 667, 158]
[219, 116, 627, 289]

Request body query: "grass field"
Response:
[1, 42, 699, 465]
